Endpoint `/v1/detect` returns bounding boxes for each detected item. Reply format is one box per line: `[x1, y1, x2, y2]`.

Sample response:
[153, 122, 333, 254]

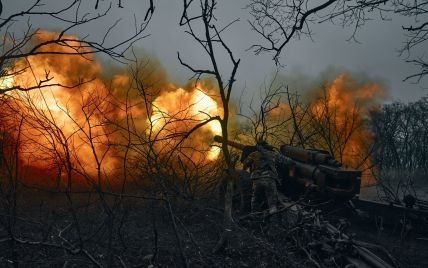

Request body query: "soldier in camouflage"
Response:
[243, 140, 289, 214]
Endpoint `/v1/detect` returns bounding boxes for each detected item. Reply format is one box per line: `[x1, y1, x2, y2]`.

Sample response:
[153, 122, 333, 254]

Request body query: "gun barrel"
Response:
[214, 135, 359, 199]
[280, 145, 312, 162]
[280, 145, 341, 167]
[213, 135, 247, 150]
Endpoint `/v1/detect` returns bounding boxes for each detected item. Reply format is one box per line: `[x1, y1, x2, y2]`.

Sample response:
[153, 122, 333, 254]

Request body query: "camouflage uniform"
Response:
[243, 145, 288, 214]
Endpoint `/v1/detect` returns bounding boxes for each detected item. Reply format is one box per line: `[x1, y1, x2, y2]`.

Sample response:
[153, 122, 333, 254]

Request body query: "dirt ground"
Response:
[348, 219, 428, 268]
[0, 187, 427, 267]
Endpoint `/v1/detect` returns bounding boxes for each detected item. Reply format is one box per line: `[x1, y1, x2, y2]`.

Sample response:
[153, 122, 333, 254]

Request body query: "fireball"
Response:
[149, 86, 222, 160]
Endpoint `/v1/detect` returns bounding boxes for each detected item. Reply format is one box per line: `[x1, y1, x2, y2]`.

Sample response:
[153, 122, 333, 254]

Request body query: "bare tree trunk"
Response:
[213, 174, 234, 253]
[178, 0, 240, 253]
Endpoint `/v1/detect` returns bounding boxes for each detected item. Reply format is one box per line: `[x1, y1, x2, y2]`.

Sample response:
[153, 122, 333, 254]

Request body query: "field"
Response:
[1, 184, 427, 267]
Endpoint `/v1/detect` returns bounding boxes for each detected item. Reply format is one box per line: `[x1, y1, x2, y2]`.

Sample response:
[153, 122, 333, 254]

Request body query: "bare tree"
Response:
[178, 0, 240, 253]
[0, 0, 154, 94]
[307, 86, 361, 163]
[239, 74, 375, 171]
[371, 97, 428, 201]
[0, 101, 24, 266]
[247, 0, 428, 82]
[238, 71, 292, 144]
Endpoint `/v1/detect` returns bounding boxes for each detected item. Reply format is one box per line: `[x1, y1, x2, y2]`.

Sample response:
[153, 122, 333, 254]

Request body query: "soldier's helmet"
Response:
[256, 139, 274, 151]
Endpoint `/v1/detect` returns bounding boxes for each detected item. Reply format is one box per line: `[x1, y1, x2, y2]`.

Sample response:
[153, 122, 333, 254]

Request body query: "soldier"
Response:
[243, 140, 288, 214]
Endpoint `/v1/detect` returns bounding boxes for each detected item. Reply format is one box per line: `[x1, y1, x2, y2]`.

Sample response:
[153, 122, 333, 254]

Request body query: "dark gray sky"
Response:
[5, 0, 427, 102]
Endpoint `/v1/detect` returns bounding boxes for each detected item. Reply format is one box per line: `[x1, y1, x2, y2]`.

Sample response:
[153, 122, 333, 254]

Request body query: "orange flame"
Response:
[309, 73, 384, 185]
[0, 31, 223, 187]
[149, 85, 222, 161]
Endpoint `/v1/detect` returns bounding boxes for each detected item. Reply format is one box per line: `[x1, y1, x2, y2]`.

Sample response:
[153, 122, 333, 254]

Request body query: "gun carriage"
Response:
[214, 135, 361, 203]
[214, 136, 427, 267]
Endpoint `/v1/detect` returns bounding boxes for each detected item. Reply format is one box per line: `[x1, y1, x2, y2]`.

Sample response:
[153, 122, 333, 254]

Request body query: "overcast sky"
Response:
[5, 0, 427, 103]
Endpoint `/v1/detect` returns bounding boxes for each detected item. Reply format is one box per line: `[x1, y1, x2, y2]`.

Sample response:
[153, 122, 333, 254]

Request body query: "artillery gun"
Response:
[214, 135, 361, 201]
